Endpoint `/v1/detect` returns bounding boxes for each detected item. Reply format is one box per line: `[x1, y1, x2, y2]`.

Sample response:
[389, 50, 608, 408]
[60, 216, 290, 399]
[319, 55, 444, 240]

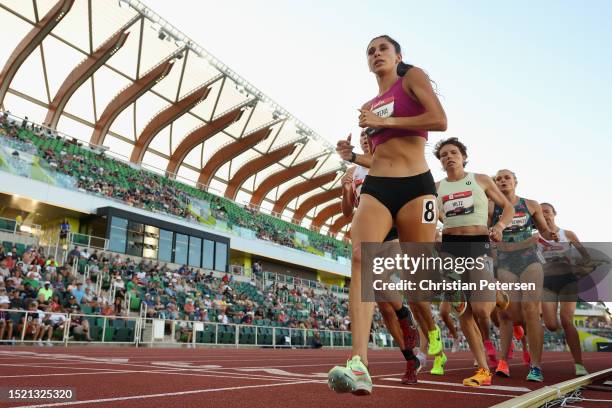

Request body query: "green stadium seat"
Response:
[113, 328, 133, 342]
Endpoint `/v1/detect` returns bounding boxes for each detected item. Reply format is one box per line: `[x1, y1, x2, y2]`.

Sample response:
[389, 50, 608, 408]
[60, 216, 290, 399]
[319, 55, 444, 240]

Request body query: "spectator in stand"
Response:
[113, 297, 123, 316]
[42, 312, 66, 345]
[184, 298, 195, 320]
[82, 287, 94, 304]
[217, 310, 229, 325]
[0, 295, 14, 343]
[22, 282, 38, 301]
[59, 219, 70, 243]
[38, 281, 53, 301]
[67, 246, 80, 265]
[71, 282, 85, 304]
[101, 300, 114, 317]
[17, 301, 43, 343]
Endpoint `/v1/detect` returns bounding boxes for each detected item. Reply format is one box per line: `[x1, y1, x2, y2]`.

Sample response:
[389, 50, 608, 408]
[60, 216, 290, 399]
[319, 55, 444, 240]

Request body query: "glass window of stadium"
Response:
[108, 217, 128, 253]
[158, 229, 173, 263]
[188, 237, 202, 267]
[126, 221, 144, 257]
[174, 233, 188, 265]
[143, 225, 159, 259]
[202, 239, 214, 269]
[215, 242, 227, 272]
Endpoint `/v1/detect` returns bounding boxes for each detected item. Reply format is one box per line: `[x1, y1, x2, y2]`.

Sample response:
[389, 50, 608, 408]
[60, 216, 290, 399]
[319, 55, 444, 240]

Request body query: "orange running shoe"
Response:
[463, 368, 492, 386]
[495, 359, 510, 377]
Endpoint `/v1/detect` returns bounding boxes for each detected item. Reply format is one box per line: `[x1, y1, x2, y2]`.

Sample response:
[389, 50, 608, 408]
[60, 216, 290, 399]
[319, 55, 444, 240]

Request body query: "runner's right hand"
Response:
[336, 133, 354, 161]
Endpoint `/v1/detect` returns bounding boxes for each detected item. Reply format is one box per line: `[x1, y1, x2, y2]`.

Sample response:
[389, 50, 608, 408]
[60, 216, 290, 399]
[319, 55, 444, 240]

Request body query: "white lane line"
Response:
[11, 380, 321, 408]
[372, 383, 515, 397]
[380, 377, 531, 392]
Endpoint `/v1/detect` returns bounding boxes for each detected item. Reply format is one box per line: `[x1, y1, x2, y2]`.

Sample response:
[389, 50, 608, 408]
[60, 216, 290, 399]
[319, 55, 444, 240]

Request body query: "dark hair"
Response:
[368, 35, 411, 77]
[541, 202, 557, 215]
[368, 35, 440, 93]
[433, 137, 468, 167]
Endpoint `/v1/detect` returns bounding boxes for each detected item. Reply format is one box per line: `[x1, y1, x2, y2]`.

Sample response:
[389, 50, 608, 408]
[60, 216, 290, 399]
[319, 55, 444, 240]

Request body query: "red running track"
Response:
[0, 346, 610, 408]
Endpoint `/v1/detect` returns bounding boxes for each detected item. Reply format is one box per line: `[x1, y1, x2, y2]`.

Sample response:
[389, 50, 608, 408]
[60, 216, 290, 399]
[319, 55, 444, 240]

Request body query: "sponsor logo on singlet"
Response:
[508, 211, 529, 231]
[371, 96, 394, 118]
[442, 190, 474, 218]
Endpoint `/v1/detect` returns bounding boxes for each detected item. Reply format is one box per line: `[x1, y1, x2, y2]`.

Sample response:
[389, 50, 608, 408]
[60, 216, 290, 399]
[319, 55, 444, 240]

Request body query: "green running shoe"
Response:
[430, 353, 447, 375]
[428, 325, 443, 355]
[328, 355, 372, 396]
[526, 365, 544, 382]
[575, 363, 588, 376]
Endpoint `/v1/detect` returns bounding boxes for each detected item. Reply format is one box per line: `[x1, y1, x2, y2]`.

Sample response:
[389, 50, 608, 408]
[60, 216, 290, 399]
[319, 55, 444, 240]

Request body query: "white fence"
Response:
[0, 309, 397, 349]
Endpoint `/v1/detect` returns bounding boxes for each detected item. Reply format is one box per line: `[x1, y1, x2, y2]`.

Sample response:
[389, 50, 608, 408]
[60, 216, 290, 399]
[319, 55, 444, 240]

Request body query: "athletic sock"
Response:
[401, 348, 415, 361]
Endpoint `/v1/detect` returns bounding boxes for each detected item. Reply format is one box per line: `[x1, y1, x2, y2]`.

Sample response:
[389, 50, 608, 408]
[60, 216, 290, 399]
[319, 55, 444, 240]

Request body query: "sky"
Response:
[141, 0, 612, 242]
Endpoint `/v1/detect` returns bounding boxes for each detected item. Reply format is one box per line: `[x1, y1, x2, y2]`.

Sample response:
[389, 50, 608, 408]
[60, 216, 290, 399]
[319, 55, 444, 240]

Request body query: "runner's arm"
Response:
[565, 229, 591, 262]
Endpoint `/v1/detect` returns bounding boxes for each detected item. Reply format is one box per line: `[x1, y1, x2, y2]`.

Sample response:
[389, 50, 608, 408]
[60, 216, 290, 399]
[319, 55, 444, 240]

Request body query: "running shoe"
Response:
[473, 359, 478, 367]
[495, 359, 510, 378]
[526, 365, 544, 382]
[513, 325, 524, 340]
[416, 350, 427, 374]
[522, 349, 531, 366]
[463, 368, 492, 387]
[427, 325, 443, 355]
[401, 356, 420, 384]
[328, 356, 372, 395]
[484, 340, 498, 367]
[451, 337, 461, 353]
[430, 353, 447, 376]
[575, 363, 588, 376]
[496, 290, 510, 310]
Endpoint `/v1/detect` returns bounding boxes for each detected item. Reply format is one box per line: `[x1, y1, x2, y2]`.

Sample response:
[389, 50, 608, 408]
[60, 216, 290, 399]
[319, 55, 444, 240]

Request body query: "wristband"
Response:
[349, 152, 357, 163]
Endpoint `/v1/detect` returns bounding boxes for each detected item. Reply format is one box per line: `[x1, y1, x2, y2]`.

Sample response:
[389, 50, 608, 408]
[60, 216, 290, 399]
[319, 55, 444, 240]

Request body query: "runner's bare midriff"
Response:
[368, 137, 429, 177]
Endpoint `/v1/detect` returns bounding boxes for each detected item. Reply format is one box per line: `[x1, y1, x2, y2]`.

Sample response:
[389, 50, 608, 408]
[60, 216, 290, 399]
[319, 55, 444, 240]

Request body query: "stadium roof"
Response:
[0, 0, 349, 238]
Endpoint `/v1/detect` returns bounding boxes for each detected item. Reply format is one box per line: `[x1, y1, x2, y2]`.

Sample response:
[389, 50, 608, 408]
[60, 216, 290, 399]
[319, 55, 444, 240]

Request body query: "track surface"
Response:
[0, 347, 610, 408]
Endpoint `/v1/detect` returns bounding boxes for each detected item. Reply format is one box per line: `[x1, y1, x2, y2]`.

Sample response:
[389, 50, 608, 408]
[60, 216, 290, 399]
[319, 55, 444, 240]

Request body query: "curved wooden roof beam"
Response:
[44, 30, 130, 129]
[0, 0, 75, 108]
[329, 214, 352, 237]
[292, 186, 342, 224]
[130, 85, 211, 163]
[197, 126, 273, 187]
[249, 158, 318, 208]
[271, 170, 339, 215]
[165, 105, 246, 177]
[90, 59, 175, 146]
[310, 202, 342, 230]
[224, 143, 298, 200]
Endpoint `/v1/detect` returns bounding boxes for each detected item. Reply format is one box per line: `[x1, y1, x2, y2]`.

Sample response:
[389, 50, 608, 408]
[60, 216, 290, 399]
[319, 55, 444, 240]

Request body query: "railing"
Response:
[68, 232, 108, 251]
[0, 215, 41, 236]
[0, 309, 370, 349]
[264, 271, 349, 295]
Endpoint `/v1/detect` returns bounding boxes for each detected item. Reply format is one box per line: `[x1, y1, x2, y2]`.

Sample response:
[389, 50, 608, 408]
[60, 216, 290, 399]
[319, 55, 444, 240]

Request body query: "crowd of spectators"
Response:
[0, 239, 357, 346]
[0, 112, 350, 260]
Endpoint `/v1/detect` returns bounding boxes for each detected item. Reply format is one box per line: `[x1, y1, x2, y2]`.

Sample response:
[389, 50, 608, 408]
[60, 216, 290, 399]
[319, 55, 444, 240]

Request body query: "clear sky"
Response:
[143, 0, 612, 242]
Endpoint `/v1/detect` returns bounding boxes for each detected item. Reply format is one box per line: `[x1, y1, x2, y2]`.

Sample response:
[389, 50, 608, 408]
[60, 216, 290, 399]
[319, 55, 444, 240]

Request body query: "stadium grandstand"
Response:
[0, 1, 611, 407]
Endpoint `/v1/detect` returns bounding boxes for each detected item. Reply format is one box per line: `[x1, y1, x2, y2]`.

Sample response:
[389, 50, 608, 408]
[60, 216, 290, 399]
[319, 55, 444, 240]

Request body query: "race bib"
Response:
[371, 96, 394, 118]
[509, 212, 528, 230]
[441, 191, 474, 218]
